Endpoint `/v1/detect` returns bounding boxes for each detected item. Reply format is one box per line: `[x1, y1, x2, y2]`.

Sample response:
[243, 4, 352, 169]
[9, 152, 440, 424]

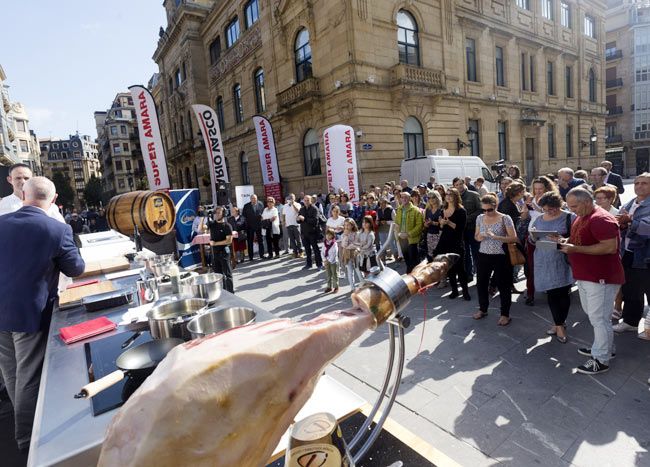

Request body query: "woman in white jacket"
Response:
[261, 197, 281, 259]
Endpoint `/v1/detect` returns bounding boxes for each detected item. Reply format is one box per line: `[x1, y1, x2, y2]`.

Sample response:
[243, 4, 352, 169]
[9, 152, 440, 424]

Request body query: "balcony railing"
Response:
[606, 78, 623, 89]
[606, 49, 623, 61]
[209, 24, 261, 83]
[606, 134, 623, 144]
[607, 106, 623, 115]
[277, 77, 321, 108]
[391, 63, 446, 89]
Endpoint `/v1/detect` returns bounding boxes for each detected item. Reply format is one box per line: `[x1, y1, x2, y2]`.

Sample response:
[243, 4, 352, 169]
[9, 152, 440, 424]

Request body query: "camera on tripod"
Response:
[491, 159, 507, 182]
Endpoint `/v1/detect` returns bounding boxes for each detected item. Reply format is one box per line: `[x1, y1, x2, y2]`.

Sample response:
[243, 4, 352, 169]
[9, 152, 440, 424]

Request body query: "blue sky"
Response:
[2, 0, 166, 140]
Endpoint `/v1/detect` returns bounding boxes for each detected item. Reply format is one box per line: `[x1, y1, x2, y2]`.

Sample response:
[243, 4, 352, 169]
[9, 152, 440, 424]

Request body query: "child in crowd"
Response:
[322, 229, 339, 293]
[357, 216, 378, 276]
[340, 218, 361, 289]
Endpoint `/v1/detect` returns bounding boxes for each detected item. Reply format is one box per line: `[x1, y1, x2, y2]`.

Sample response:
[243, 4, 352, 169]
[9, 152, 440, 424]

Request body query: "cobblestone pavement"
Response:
[235, 182, 650, 466]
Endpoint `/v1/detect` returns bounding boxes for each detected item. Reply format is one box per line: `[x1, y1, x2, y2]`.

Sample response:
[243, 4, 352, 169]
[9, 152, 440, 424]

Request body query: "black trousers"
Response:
[447, 249, 468, 292]
[404, 243, 420, 274]
[621, 252, 650, 326]
[265, 232, 281, 257]
[212, 247, 234, 293]
[477, 253, 512, 316]
[302, 234, 322, 267]
[546, 285, 572, 325]
[246, 228, 264, 260]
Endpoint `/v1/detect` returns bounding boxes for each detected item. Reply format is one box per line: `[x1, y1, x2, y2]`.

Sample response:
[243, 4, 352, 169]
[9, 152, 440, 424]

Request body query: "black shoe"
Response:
[577, 347, 616, 359]
[462, 290, 471, 301]
[576, 358, 609, 375]
[448, 289, 459, 299]
[525, 297, 535, 306]
[302, 264, 312, 270]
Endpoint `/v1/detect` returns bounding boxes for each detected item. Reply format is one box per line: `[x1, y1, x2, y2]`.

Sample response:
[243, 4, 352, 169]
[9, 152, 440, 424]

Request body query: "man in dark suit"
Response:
[297, 195, 323, 270]
[242, 194, 265, 261]
[601, 160, 625, 195]
[0, 177, 85, 451]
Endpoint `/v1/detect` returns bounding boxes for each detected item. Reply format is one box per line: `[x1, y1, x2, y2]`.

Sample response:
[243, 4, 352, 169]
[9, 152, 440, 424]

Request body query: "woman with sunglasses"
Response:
[528, 192, 575, 342]
[434, 188, 470, 300]
[474, 194, 518, 325]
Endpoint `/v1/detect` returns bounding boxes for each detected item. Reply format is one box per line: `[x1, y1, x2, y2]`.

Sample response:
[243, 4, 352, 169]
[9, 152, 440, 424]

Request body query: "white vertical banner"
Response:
[323, 124, 359, 203]
[128, 85, 170, 190]
[235, 185, 255, 211]
[252, 115, 282, 201]
[191, 104, 229, 206]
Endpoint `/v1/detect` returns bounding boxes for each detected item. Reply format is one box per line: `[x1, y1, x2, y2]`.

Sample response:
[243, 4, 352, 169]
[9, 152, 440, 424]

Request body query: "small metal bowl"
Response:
[187, 306, 256, 339]
[181, 273, 223, 304]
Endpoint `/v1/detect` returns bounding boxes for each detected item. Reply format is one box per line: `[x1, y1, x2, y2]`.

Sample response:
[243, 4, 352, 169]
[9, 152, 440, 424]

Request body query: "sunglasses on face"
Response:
[482, 208, 495, 213]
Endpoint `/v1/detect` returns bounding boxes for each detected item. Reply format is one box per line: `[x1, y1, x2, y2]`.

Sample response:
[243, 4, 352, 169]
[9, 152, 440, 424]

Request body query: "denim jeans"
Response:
[576, 280, 619, 364]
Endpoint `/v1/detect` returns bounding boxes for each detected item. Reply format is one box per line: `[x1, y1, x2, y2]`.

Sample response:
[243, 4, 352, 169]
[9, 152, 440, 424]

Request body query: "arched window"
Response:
[240, 152, 250, 185]
[177, 169, 183, 188]
[254, 68, 266, 113]
[303, 129, 321, 176]
[397, 10, 420, 66]
[233, 84, 244, 123]
[403, 116, 424, 159]
[216, 96, 225, 129]
[295, 29, 312, 83]
[185, 167, 191, 188]
[588, 68, 596, 102]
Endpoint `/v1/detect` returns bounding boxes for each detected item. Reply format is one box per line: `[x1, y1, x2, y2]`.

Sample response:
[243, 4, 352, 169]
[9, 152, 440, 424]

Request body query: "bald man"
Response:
[0, 177, 85, 451]
[0, 163, 64, 221]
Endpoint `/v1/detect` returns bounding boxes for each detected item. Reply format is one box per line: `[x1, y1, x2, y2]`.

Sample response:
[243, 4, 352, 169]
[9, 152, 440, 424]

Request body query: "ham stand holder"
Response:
[345, 223, 410, 464]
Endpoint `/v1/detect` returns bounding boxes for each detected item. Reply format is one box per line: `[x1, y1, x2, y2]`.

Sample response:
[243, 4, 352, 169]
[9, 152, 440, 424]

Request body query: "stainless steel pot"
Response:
[147, 298, 208, 340]
[181, 273, 223, 303]
[187, 306, 256, 339]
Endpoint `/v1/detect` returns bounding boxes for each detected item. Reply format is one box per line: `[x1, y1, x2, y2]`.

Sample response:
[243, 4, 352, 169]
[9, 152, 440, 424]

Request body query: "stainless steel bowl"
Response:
[187, 306, 256, 339]
[147, 298, 208, 340]
[181, 273, 223, 303]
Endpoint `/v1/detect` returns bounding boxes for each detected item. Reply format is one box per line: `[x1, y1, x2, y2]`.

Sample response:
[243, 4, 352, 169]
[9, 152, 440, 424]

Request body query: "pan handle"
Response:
[74, 370, 125, 399]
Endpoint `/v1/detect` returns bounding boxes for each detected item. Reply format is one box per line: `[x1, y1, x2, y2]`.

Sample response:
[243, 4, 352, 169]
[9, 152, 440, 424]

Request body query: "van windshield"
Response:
[482, 167, 496, 183]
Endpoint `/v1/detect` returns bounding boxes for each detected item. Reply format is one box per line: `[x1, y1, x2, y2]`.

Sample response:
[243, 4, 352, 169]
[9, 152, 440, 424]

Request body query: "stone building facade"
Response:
[94, 92, 148, 201]
[153, 0, 606, 200]
[10, 102, 42, 175]
[606, 0, 650, 176]
[0, 65, 17, 167]
[39, 134, 101, 208]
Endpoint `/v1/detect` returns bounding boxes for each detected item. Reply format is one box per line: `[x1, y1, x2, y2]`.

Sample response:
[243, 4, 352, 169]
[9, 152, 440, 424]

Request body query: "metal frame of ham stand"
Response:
[346, 223, 411, 464]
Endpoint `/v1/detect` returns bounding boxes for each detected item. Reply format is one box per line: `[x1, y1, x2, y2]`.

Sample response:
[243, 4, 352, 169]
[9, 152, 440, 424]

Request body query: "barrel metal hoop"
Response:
[129, 192, 140, 234]
[139, 192, 149, 234]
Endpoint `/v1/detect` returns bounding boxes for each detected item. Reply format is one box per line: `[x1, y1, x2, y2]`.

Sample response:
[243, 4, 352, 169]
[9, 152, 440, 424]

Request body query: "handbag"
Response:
[261, 219, 272, 230]
[501, 217, 526, 266]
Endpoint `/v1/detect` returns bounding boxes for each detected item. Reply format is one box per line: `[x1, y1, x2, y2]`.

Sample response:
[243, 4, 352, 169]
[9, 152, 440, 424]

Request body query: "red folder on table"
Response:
[59, 317, 116, 344]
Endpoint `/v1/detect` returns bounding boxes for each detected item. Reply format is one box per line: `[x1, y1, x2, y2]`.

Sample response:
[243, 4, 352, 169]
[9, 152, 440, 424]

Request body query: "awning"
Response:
[605, 147, 624, 154]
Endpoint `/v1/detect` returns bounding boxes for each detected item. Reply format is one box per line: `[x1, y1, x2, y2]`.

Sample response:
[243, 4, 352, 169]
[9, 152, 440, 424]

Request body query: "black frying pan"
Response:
[74, 338, 182, 399]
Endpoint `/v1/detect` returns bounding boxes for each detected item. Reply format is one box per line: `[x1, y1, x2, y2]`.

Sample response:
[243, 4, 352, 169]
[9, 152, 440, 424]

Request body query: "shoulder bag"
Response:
[501, 216, 526, 266]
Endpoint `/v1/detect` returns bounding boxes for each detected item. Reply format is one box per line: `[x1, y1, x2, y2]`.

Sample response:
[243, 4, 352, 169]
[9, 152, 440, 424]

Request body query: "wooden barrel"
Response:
[107, 191, 176, 236]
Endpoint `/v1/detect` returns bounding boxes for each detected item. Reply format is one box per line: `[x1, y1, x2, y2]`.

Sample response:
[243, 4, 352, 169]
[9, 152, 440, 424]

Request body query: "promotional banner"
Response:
[191, 104, 229, 206]
[235, 185, 255, 211]
[323, 124, 359, 203]
[252, 115, 282, 201]
[169, 188, 201, 268]
[128, 85, 170, 190]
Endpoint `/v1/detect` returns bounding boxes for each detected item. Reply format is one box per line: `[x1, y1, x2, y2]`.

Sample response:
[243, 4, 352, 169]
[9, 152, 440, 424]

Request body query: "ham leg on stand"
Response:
[98, 255, 458, 467]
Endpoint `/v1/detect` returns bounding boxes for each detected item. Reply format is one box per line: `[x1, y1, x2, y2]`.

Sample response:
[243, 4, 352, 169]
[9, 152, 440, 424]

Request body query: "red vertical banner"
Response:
[252, 115, 282, 200]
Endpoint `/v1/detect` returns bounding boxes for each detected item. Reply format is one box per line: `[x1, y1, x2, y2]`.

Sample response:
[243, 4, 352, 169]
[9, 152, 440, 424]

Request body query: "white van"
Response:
[400, 152, 498, 193]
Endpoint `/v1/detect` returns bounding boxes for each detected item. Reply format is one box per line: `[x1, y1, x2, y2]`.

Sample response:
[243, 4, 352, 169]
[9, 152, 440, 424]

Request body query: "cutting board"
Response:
[78, 257, 130, 279]
[59, 281, 115, 306]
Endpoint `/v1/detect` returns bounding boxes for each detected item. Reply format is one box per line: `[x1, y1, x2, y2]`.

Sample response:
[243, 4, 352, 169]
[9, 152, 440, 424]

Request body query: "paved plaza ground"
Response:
[235, 182, 650, 466]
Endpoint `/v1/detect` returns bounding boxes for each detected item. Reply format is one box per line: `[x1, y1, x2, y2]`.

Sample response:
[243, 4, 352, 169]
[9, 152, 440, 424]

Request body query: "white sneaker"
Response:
[638, 331, 650, 341]
[613, 322, 638, 333]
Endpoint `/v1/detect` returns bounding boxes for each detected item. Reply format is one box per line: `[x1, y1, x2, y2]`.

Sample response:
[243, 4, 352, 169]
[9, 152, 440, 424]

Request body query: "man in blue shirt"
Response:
[558, 167, 586, 200]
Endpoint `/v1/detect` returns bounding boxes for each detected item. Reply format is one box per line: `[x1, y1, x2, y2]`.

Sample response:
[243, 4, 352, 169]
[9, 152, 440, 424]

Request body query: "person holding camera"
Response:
[208, 206, 234, 293]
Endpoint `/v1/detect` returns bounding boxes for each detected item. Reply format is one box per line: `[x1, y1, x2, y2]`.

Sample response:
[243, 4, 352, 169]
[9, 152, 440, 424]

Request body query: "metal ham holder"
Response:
[345, 223, 411, 464]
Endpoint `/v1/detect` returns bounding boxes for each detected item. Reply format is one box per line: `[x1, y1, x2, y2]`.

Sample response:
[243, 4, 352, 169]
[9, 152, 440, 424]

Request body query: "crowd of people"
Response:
[224, 160, 648, 377]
